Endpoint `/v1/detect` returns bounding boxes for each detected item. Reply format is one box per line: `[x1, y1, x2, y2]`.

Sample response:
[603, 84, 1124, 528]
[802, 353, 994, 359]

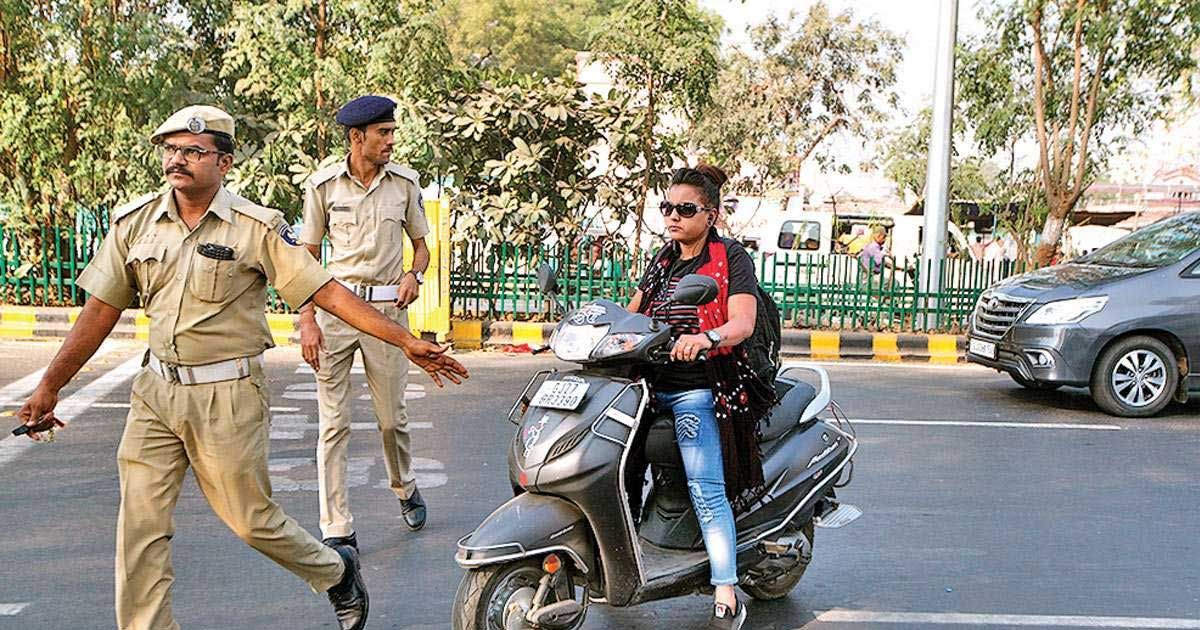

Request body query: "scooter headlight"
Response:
[590, 333, 649, 360]
[551, 324, 610, 362]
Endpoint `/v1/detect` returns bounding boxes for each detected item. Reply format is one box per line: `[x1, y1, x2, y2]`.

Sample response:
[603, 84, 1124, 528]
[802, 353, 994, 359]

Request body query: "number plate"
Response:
[530, 380, 590, 410]
[969, 338, 997, 360]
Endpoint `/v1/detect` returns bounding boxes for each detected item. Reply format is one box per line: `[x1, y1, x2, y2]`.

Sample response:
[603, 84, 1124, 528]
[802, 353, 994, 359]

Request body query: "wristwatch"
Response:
[704, 330, 722, 349]
[408, 270, 424, 285]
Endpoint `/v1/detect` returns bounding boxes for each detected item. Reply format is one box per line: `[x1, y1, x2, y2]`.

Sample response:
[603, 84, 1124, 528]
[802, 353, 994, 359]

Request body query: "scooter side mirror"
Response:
[536, 263, 559, 295]
[670, 274, 719, 306]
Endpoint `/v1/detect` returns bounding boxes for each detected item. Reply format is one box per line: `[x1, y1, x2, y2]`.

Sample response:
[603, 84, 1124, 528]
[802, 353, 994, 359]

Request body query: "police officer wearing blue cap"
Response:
[299, 95, 434, 548]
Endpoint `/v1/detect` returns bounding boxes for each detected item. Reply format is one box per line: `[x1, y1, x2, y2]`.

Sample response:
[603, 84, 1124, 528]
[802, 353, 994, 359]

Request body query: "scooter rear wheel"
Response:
[741, 522, 814, 601]
[453, 557, 589, 630]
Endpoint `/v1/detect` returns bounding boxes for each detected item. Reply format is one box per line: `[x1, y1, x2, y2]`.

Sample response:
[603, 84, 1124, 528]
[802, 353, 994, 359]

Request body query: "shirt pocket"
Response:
[329, 209, 358, 248]
[188, 250, 236, 303]
[125, 241, 168, 293]
[380, 207, 406, 244]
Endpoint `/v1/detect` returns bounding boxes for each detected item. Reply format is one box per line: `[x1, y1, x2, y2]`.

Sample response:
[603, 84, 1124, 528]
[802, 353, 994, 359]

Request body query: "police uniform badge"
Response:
[276, 222, 301, 246]
[186, 116, 207, 134]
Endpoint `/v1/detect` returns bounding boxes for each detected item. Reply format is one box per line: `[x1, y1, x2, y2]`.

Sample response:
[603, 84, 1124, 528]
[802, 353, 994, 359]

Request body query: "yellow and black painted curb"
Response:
[1, 307, 966, 364]
[460, 319, 966, 364]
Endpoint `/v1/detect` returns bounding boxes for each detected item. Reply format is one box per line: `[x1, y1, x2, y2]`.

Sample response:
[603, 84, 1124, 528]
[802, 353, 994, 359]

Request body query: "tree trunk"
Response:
[634, 72, 654, 254]
[314, 0, 328, 158]
[1035, 208, 1067, 265]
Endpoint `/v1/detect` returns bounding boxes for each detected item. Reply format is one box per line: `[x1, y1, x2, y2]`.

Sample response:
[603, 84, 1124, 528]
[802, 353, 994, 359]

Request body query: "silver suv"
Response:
[967, 212, 1200, 417]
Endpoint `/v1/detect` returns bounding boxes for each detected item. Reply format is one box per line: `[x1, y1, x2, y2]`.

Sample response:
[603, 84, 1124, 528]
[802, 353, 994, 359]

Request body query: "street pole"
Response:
[920, 0, 959, 329]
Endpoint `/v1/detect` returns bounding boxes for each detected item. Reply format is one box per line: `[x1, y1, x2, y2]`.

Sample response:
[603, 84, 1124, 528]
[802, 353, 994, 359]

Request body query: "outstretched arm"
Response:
[309, 280, 468, 387]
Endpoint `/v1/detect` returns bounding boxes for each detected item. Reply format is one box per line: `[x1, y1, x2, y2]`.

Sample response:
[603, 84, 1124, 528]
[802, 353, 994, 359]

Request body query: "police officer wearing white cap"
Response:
[16, 104, 469, 630]
[299, 95, 434, 547]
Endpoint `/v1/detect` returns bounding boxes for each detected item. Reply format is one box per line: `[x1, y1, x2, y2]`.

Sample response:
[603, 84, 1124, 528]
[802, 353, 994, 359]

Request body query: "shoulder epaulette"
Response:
[231, 202, 284, 227]
[307, 162, 345, 188]
[385, 163, 420, 186]
[110, 192, 160, 223]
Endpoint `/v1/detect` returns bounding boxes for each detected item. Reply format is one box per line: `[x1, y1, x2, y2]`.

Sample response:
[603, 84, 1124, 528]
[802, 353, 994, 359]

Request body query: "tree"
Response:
[420, 75, 649, 248]
[0, 0, 211, 227]
[960, 0, 1200, 265]
[590, 0, 722, 251]
[220, 0, 453, 220]
[882, 108, 997, 207]
[693, 2, 902, 208]
[439, 0, 620, 78]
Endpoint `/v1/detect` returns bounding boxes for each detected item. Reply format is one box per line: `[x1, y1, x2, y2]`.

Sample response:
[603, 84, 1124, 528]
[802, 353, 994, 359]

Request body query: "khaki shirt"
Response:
[300, 158, 430, 286]
[77, 187, 333, 365]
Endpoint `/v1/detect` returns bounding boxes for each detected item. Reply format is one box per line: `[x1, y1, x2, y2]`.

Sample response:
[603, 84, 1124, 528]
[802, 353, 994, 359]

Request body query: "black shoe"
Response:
[322, 533, 357, 550]
[399, 487, 427, 531]
[708, 597, 747, 630]
[326, 545, 369, 630]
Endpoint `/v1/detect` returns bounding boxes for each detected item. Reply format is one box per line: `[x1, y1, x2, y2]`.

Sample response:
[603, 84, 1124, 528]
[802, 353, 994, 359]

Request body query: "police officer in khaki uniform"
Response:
[299, 95, 430, 544]
[15, 105, 468, 630]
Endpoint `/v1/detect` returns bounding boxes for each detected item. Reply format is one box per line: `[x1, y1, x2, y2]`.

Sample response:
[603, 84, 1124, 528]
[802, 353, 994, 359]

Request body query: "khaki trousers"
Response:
[115, 364, 344, 630]
[315, 303, 414, 539]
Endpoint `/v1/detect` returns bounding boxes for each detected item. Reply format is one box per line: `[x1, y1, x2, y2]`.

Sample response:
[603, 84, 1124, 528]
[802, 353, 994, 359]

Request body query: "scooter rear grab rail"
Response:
[778, 361, 831, 422]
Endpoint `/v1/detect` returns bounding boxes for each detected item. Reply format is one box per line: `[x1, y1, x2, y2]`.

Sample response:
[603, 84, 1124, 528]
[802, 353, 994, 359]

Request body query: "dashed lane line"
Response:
[847, 418, 1122, 431]
[803, 610, 1200, 628]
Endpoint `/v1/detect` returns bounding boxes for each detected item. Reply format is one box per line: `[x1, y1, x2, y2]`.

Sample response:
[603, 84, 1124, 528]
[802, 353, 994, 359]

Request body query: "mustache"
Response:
[164, 166, 192, 177]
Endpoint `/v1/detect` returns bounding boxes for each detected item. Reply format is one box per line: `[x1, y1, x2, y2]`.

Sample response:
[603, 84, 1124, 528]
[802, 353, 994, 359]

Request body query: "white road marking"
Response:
[848, 418, 1122, 431]
[269, 421, 432, 439]
[0, 342, 117, 406]
[268, 456, 446, 490]
[0, 355, 143, 469]
[92, 402, 131, 408]
[270, 406, 300, 412]
[802, 360, 993, 372]
[805, 610, 1200, 628]
[284, 382, 425, 392]
[0, 603, 29, 616]
[283, 390, 426, 401]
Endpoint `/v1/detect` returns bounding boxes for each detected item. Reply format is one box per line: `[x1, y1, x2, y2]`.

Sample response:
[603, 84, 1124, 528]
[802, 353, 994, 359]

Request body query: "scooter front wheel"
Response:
[452, 557, 589, 630]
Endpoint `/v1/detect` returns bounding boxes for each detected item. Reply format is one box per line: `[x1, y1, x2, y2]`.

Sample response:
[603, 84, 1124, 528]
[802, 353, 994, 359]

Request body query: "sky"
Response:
[700, 0, 987, 118]
[695, 0, 1200, 193]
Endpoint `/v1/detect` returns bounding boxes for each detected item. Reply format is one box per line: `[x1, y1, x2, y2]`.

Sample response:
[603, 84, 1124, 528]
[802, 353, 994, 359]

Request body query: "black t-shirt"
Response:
[639, 241, 759, 391]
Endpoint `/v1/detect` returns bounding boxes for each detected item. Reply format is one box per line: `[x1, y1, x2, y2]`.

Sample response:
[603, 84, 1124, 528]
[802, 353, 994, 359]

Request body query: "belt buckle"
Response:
[356, 284, 370, 300]
[164, 363, 181, 383]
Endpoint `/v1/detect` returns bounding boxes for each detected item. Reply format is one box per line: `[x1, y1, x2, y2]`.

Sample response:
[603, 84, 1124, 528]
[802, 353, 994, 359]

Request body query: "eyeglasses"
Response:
[157, 144, 221, 164]
[659, 201, 712, 218]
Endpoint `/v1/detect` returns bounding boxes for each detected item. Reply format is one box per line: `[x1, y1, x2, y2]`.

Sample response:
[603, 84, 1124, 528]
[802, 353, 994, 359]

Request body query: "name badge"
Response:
[331, 205, 351, 213]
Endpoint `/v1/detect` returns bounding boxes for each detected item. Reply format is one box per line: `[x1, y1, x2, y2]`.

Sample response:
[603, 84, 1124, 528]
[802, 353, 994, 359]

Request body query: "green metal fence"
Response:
[0, 222, 1032, 332]
[449, 240, 1034, 332]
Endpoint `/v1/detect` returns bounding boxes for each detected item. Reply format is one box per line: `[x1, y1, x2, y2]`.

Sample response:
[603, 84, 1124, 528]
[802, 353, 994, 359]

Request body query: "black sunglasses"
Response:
[659, 200, 712, 218]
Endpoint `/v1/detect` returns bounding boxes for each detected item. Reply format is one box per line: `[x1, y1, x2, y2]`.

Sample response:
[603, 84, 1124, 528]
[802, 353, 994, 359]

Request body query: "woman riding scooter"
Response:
[626, 164, 778, 630]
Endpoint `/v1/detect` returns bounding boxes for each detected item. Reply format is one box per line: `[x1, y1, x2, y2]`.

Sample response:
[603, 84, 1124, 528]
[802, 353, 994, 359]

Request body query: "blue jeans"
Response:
[655, 389, 738, 586]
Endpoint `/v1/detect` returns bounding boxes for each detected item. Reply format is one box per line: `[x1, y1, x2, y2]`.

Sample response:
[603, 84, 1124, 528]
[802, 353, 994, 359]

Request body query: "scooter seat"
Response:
[761, 377, 817, 444]
[643, 377, 818, 465]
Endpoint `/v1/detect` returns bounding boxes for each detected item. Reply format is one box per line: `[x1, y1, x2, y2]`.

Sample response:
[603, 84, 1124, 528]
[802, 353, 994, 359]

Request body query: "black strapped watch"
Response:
[704, 330, 722, 349]
[408, 270, 424, 285]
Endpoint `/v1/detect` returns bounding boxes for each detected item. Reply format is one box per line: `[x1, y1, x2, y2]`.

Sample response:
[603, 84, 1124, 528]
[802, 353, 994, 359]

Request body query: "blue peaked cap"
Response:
[335, 95, 396, 127]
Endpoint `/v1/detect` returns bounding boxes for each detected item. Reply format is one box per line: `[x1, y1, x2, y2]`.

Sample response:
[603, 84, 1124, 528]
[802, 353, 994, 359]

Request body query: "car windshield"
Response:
[1077, 212, 1200, 268]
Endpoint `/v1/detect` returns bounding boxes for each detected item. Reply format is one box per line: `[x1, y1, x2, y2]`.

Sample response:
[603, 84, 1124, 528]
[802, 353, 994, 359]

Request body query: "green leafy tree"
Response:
[882, 108, 998, 207]
[591, 0, 722, 251]
[220, 0, 453, 219]
[421, 76, 649, 248]
[439, 0, 620, 77]
[693, 2, 902, 208]
[959, 0, 1200, 264]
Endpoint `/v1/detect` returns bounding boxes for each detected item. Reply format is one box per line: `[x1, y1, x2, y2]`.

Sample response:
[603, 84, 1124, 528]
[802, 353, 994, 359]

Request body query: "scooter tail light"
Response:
[518, 471, 529, 488]
[543, 553, 562, 574]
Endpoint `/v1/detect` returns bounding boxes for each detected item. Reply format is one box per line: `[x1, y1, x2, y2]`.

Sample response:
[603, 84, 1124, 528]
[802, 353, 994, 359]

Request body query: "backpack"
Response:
[747, 284, 782, 382]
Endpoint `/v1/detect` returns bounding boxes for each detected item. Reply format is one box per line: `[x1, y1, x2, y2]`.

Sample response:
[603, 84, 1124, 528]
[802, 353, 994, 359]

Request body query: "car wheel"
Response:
[1091, 336, 1178, 418]
[1009, 372, 1062, 391]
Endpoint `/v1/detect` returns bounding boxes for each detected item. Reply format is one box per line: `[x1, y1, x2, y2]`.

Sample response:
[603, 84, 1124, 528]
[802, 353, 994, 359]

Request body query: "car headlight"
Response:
[551, 324, 610, 361]
[590, 333, 649, 360]
[1024, 296, 1108, 325]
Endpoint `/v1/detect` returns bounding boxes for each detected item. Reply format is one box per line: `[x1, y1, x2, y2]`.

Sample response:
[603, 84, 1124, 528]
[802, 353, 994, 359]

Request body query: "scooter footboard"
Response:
[455, 492, 596, 577]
